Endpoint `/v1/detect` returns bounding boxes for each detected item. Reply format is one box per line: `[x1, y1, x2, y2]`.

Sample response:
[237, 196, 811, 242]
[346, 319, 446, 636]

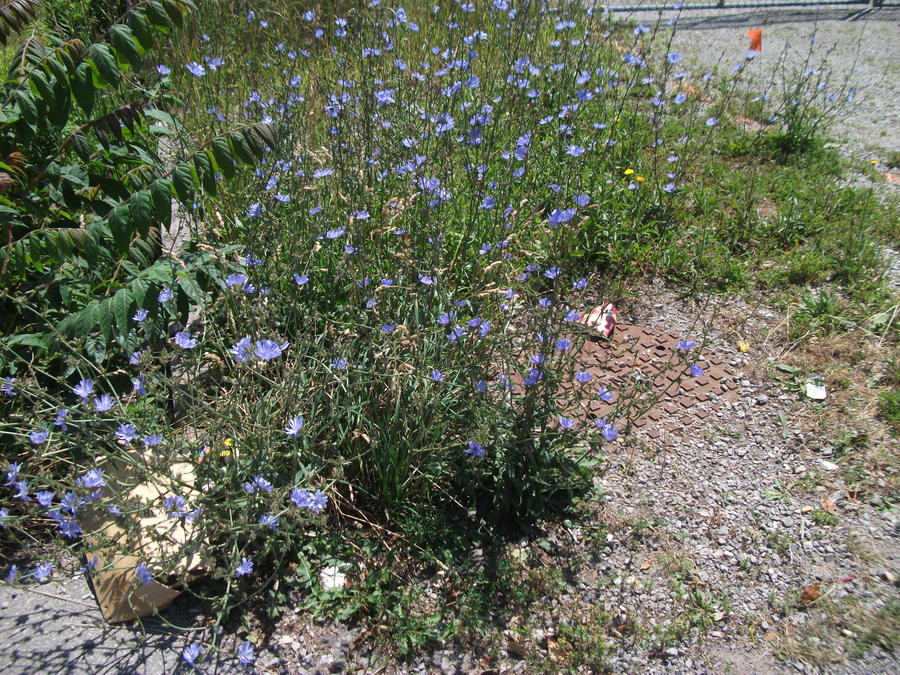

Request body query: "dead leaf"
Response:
[546, 636, 559, 660]
[801, 505, 814, 513]
[764, 630, 779, 642]
[506, 637, 527, 658]
[800, 583, 821, 606]
[640, 559, 652, 571]
[820, 497, 835, 514]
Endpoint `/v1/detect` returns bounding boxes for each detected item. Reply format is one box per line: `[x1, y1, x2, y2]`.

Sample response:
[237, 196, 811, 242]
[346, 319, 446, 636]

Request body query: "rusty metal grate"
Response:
[573, 323, 739, 437]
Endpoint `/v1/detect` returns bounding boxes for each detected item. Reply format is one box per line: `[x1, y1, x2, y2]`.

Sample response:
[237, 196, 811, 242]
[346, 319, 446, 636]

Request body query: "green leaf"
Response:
[144, 108, 179, 129]
[29, 68, 54, 103]
[255, 123, 277, 149]
[85, 333, 107, 364]
[229, 130, 256, 164]
[145, 1, 173, 32]
[72, 62, 94, 114]
[150, 178, 172, 229]
[13, 89, 37, 124]
[160, 0, 184, 28]
[131, 278, 150, 309]
[44, 56, 68, 89]
[177, 275, 205, 307]
[48, 79, 71, 128]
[109, 24, 142, 70]
[108, 201, 131, 251]
[87, 43, 121, 88]
[131, 189, 153, 238]
[243, 127, 265, 158]
[172, 162, 194, 204]
[57, 299, 99, 337]
[194, 150, 216, 196]
[110, 287, 132, 337]
[0, 332, 54, 351]
[129, 10, 156, 50]
[210, 138, 235, 178]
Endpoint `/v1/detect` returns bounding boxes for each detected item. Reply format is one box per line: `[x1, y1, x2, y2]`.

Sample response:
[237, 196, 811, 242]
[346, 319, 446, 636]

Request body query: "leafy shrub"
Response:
[0, 0, 275, 369]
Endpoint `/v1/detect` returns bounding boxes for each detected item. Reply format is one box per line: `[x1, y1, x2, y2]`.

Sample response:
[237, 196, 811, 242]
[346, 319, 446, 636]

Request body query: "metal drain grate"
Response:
[573, 323, 740, 437]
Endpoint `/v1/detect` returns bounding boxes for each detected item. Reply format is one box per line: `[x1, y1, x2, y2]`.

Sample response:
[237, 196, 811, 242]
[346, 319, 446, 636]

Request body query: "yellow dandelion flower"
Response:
[624, 168, 634, 176]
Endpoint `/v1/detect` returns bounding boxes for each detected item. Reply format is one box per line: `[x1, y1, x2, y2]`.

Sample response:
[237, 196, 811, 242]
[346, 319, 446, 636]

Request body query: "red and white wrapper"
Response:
[576, 303, 617, 338]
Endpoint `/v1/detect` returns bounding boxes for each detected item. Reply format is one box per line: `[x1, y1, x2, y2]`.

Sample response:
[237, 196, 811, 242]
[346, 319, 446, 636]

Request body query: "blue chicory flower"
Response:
[285, 415, 304, 437]
[466, 441, 485, 457]
[73, 379, 94, 400]
[182, 642, 202, 667]
[235, 557, 254, 577]
[258, 513, 280, 530]
[254, 340, 288, 361]
[136, 562, 153, 585]
[174, 332, 197, 349]
[33, 562, 53, 582]
[238, 641, 256, 665]
[94, 395, 115, 412]
[29, 429, 49, 445]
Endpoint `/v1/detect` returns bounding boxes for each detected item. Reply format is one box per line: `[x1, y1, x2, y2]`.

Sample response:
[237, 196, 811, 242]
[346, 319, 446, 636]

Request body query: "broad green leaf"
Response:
[129, 11, 156, 50]
[44, 57, 68, 89]
[194, 150, 216, 196]
[87, 43, 121, 88]
[161, 0, 185, 28]
[150, 178, 172, 229]
[29, 69, 54, 103]
[131, 278, 150, 309]
[148, 123, 176, 136]
[108, 201, 131, 252]
[110, 287, 132, 336]
[72, 62, 95, 114]
[146, 1, 173, 32]
[210, 138, 235, 178]
[13, 89, 37, 124]
[48, 80, 71, 128]
[229, 130, 255, 164]
[57, 299, 99, 337]
[255, 123, 277, 149]
[172, 162, 194, 204]
[131, 189, 153, 238]
[0, 333, 54, 350]
[144, 108, 179, 129]
[85, 333, 107, 364]
[177, 275, 205, 306]
[243, 127, 265, 158]
[109, 25, 142, 70]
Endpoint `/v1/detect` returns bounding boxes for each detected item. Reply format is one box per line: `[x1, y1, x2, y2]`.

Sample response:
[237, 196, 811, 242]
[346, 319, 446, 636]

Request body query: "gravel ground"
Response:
[614, 4, 900, 161]
[260, 283, 900, 675]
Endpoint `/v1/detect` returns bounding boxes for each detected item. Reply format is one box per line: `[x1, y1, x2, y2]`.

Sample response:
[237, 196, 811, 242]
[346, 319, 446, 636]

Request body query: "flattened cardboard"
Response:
[81, 451, 207, 623]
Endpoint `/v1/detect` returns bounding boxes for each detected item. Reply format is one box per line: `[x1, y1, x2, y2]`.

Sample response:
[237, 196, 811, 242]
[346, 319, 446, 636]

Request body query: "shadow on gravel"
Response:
[0, 576, 238, 675]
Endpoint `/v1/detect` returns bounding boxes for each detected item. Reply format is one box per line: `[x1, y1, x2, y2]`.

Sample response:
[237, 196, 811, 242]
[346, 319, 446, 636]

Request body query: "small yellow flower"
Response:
[624, 168, 634, 176]
[738, 340, 750, 353]
[636, 175, 644, 182]
[219, 437, 234, 458]
[870, 159, 878, 165]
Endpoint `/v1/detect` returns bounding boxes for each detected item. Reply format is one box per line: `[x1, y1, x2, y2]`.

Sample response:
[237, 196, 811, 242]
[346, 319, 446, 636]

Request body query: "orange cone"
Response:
[748, 29, 762, 52]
